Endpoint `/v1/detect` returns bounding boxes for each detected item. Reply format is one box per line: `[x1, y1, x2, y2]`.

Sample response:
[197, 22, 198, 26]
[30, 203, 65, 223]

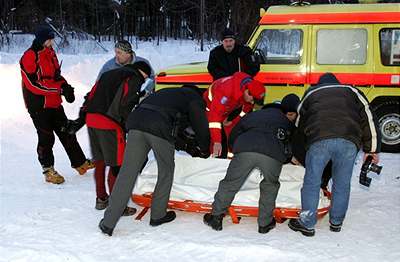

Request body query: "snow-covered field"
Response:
[1, 39, 399, 262]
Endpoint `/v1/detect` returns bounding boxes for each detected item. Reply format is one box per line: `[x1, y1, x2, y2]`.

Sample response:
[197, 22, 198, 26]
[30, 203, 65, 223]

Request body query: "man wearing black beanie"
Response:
[19, 25, 94, 184]
[132, 61, 152, 78]
[207, 28, 260, 81]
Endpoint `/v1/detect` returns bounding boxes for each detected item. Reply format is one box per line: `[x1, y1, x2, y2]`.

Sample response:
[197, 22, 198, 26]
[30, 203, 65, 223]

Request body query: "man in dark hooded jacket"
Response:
[288, 73, 381, 237]
[84, 61, 151, 215]
[203, 94, 300, 234]
[99, 86, 210, 236]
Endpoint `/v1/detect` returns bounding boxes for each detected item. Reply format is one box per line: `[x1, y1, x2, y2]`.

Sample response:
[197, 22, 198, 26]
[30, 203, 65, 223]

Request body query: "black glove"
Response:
[185, 144, 210, 159]
[60, 119, 85, 135]
[61, 83, 75, 103]
[198, 148, 210, 159]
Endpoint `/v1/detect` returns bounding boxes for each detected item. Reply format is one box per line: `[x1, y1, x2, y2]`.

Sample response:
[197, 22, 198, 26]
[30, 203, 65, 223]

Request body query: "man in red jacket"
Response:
[203, 72, 266, 157]
[20, 25, 94, 184]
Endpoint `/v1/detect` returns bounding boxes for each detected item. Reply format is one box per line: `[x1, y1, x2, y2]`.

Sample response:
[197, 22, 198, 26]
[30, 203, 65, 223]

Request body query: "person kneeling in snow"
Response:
[20, 25, 94, 184]
[99, 86, 210, 236]
[204, 94, 300, 233]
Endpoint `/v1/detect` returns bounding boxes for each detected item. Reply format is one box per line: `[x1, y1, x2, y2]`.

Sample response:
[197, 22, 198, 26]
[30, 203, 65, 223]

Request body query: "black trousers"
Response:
[29, 107, 86, 168]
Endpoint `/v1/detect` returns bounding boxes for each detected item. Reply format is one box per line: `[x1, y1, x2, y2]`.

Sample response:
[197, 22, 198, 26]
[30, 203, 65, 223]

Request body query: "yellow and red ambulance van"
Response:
[156, 3, 400, 152]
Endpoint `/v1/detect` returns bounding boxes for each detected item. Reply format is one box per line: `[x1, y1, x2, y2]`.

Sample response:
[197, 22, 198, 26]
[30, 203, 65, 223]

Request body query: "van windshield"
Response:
[254, 29, 303, 64]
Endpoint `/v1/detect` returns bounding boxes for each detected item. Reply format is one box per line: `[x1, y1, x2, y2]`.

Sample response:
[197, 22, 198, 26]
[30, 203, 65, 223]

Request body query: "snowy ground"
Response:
[1, 39, 400, 262]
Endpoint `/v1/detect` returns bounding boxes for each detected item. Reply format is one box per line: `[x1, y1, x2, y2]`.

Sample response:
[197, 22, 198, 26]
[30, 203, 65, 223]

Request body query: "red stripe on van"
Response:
[258, 72, 399, 86]
[156, 72, 400, 86]
[255, 72, 307, 84]
[156, 73, 213, 83]
[260, 12, 400, 25]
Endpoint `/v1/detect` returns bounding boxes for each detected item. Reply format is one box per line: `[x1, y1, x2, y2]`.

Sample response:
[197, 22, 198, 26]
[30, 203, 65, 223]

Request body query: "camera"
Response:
[276, 128, 290, 142]
[359, 155, 383, 187]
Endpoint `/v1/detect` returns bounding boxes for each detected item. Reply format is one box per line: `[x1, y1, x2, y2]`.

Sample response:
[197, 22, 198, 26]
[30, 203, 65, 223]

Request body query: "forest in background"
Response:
[1, 0, 398, 50]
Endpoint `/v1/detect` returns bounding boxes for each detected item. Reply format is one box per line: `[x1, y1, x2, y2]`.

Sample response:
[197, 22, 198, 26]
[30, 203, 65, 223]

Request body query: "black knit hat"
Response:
[34, 25, 55, 45]
[133, 61, 151, 77]
[281, 94, 300, 113]
[115, 40, 133, 54]
[221, 28, 236, 40]
[318, 72, 340, 85]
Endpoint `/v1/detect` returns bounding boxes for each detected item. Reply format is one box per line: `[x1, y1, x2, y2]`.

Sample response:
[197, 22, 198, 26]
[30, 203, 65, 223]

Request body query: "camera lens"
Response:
[369, 164, 382, 175]
[276, 128, 286, 141]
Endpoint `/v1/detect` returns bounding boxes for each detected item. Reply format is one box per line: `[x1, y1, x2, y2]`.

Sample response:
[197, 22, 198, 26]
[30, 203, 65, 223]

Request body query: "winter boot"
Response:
[203, 213, 224, 231]
[329, 222, 342, 232]
[99, 219, 113, 236]
[95, 197, 109, 210]
[122, 206, 137, 216]
[288, 219, 315, 237]
[75, 159, 95, 175]
[258, 218, 276, 234]
[149, 211, 176, 226]
[43, 167, 65, 184]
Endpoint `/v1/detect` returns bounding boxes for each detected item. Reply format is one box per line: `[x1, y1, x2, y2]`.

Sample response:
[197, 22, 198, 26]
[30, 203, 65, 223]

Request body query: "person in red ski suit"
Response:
[203, 71, 266, 158]
[20, 25, 94, 184]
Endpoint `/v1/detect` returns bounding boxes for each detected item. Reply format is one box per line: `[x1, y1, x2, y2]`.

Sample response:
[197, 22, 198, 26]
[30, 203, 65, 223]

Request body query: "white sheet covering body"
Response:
[133, 153, 330, 209]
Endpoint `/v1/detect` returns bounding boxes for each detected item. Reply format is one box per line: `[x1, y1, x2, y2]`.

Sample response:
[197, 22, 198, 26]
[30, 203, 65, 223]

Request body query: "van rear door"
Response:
[309, 24, 374, 95]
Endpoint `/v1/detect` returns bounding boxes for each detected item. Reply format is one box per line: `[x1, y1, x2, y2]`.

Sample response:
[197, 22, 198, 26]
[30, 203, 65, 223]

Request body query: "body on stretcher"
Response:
[131, 153, 331, 224]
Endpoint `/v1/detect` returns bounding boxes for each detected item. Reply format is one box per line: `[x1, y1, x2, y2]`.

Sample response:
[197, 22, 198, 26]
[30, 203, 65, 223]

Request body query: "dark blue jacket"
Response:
[229, 104, 295, 163]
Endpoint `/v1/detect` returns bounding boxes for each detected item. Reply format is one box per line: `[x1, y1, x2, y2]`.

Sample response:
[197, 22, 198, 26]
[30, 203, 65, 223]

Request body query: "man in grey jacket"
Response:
[97, 40, 155, 94]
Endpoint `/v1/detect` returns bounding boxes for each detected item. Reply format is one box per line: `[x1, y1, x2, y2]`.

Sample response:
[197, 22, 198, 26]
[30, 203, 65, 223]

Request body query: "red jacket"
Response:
[203, 72, 254, 145]
[20, 41, 66, 112]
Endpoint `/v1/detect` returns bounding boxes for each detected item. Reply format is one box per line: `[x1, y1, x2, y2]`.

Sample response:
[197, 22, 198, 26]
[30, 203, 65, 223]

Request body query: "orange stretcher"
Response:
[131, 190, 331, 224]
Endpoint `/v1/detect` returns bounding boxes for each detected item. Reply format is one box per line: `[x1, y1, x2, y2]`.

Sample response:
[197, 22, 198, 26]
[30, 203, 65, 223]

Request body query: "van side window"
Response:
[380, 28, 400, 66]
[317, 29, 367, 65]
[254, 29, 303, 64]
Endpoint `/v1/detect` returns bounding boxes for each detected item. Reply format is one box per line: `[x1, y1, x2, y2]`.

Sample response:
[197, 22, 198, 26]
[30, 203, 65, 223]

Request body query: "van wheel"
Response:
[373, 100, 400, 153]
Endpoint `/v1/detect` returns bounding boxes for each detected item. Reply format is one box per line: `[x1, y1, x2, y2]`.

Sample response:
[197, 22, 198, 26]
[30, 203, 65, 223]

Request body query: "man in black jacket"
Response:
[203, 94, 300, 234]
[99, 86, 210, 236]
[84, 61, 151, 215]
[288, 73, 381, 237]
[207, 28, 260, 81]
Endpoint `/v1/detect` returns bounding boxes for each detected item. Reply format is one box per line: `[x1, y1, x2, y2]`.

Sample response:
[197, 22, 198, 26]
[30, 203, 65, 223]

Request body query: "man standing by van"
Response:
[207, 28, 260, 81]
